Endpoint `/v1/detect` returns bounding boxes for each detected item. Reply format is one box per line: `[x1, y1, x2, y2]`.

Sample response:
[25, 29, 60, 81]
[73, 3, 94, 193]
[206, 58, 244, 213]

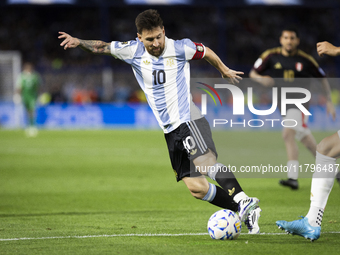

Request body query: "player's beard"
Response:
[148, 46, 164, 57]
[284, 45, 297, 55]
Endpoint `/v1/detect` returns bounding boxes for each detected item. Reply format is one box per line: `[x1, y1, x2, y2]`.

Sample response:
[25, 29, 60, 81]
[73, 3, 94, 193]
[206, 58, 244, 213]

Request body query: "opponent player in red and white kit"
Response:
[250, 27, 336, 190]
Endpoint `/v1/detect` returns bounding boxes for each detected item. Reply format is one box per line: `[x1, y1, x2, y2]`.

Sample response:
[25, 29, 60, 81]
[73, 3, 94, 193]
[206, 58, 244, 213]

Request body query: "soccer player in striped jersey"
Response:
[250, 27, 336, 190]
[276, 41, 340, 241]
[58, 9, 261, 233]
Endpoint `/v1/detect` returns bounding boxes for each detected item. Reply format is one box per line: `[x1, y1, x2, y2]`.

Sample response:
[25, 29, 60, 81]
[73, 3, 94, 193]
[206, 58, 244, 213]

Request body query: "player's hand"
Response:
[317, 41, 339, 57]
[58, 32, 80, 50]
[222, 69, 244, 84]
[259, 75, 275, 87]
[326, 100, 336, 121]
[249, 69, 275, 87]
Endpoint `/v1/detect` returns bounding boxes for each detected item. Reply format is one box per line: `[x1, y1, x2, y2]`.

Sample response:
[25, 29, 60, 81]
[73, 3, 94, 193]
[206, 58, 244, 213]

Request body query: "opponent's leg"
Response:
[280, 127, 299, 189]
[317, 132, 340, 158]
[276, 151, 335, 241]
[300, 133, 317, 158]
[276, 132, 340, 241]
[318, 132, 340, 185]
[305, 132, 340, 227]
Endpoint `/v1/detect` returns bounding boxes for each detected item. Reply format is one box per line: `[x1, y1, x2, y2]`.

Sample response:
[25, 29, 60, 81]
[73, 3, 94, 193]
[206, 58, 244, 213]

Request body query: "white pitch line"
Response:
[0, 232, 339, 242]
[0, 233, 207, 242]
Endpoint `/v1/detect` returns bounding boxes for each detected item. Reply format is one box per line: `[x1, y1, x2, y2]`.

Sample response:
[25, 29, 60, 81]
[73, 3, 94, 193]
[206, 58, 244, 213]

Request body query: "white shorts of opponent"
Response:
[283, 108, 312, 141]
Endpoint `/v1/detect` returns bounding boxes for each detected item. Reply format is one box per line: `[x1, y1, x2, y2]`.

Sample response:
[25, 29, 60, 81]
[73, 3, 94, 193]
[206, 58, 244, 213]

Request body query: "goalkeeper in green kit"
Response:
[15, 62, 42, 137]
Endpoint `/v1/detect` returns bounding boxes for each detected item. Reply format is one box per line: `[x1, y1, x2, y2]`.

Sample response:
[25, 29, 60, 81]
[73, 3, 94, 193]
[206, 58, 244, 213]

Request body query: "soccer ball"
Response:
[207, 209, 241, 240]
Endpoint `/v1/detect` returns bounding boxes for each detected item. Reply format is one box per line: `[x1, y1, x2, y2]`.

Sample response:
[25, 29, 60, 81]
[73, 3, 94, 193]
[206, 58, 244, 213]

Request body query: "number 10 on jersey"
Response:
[152, 70, 166, 85]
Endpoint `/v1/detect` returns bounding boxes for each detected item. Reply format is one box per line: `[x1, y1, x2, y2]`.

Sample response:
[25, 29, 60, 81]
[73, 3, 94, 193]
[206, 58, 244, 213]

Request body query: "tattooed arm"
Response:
[78, 39, 111, 55]
[58, 32, 111, 55]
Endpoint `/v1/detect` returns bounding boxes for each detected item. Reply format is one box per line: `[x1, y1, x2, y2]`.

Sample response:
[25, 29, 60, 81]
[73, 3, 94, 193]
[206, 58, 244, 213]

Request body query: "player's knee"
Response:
[194, 151, 217, 174]
[282, 128, 295, 142]
[316, 138, 331, 156]
[282, 131, 288, 141]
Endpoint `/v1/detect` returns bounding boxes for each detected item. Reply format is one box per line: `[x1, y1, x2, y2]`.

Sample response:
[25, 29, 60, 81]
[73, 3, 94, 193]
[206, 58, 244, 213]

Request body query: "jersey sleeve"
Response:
[252, 52, 271, 74]
[110, 40, 138, 63]
[308, 56, 326, 78]
[314, 66, 326, 78]
[181, 39, 206, 61]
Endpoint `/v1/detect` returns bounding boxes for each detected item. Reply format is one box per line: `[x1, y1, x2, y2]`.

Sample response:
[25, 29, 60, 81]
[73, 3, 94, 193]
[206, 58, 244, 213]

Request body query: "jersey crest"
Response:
[166, 58, 175, 67]
[295, 62, 303, 72]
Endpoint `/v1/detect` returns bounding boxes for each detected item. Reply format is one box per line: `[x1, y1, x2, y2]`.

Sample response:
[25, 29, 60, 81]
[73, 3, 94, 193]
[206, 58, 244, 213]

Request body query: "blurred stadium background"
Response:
[0, 0, 340, 130]
[1, 2, 340, 253]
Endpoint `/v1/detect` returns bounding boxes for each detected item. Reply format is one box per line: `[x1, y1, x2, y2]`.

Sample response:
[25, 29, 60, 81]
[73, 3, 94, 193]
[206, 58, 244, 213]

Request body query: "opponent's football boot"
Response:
[279, 178, 299, 190]
[276, 216, 321, 242]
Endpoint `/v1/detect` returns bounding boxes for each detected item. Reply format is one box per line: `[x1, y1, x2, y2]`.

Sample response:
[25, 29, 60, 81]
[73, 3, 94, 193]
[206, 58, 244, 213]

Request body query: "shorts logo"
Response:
[190, 149, 197, 156]
[197, 45, 204, 52]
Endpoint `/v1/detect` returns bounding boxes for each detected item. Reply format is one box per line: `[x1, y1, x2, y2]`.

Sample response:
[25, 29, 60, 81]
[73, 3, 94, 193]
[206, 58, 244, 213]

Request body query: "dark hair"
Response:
[135, 9, 163, 34]
[282, 26, 299, 38]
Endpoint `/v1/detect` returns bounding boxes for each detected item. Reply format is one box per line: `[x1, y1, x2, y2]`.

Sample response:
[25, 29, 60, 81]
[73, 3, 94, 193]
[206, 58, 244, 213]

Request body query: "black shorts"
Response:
[164, 117, 217, 182]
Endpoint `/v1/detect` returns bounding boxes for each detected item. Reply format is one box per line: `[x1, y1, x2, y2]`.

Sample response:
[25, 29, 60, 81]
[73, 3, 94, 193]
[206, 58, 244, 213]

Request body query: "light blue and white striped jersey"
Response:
[110, 37, 205, 133]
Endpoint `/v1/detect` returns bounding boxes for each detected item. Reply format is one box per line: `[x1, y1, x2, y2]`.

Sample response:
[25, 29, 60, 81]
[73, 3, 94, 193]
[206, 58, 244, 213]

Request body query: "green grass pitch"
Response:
[0, 129, 339, 254]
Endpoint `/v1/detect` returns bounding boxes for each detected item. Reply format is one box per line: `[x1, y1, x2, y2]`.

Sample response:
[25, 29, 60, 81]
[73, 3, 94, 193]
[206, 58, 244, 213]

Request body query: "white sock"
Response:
[287, 160, 299, 180]
[233, 191, 248, 204]
[307, 152, 337, 226]
[306, 206, 324, 227]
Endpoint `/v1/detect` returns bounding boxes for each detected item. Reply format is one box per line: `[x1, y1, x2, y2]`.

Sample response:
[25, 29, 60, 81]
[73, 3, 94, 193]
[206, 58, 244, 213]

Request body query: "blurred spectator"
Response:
[50, 83, 66, 104]
[71, 84, 99, 104]
[113, 85, 131, 103]
[128, 89, 147, 103]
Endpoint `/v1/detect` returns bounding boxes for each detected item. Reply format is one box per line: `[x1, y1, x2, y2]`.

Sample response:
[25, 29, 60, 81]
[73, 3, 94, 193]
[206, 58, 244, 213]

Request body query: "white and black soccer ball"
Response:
[207, 209, 241, 240]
